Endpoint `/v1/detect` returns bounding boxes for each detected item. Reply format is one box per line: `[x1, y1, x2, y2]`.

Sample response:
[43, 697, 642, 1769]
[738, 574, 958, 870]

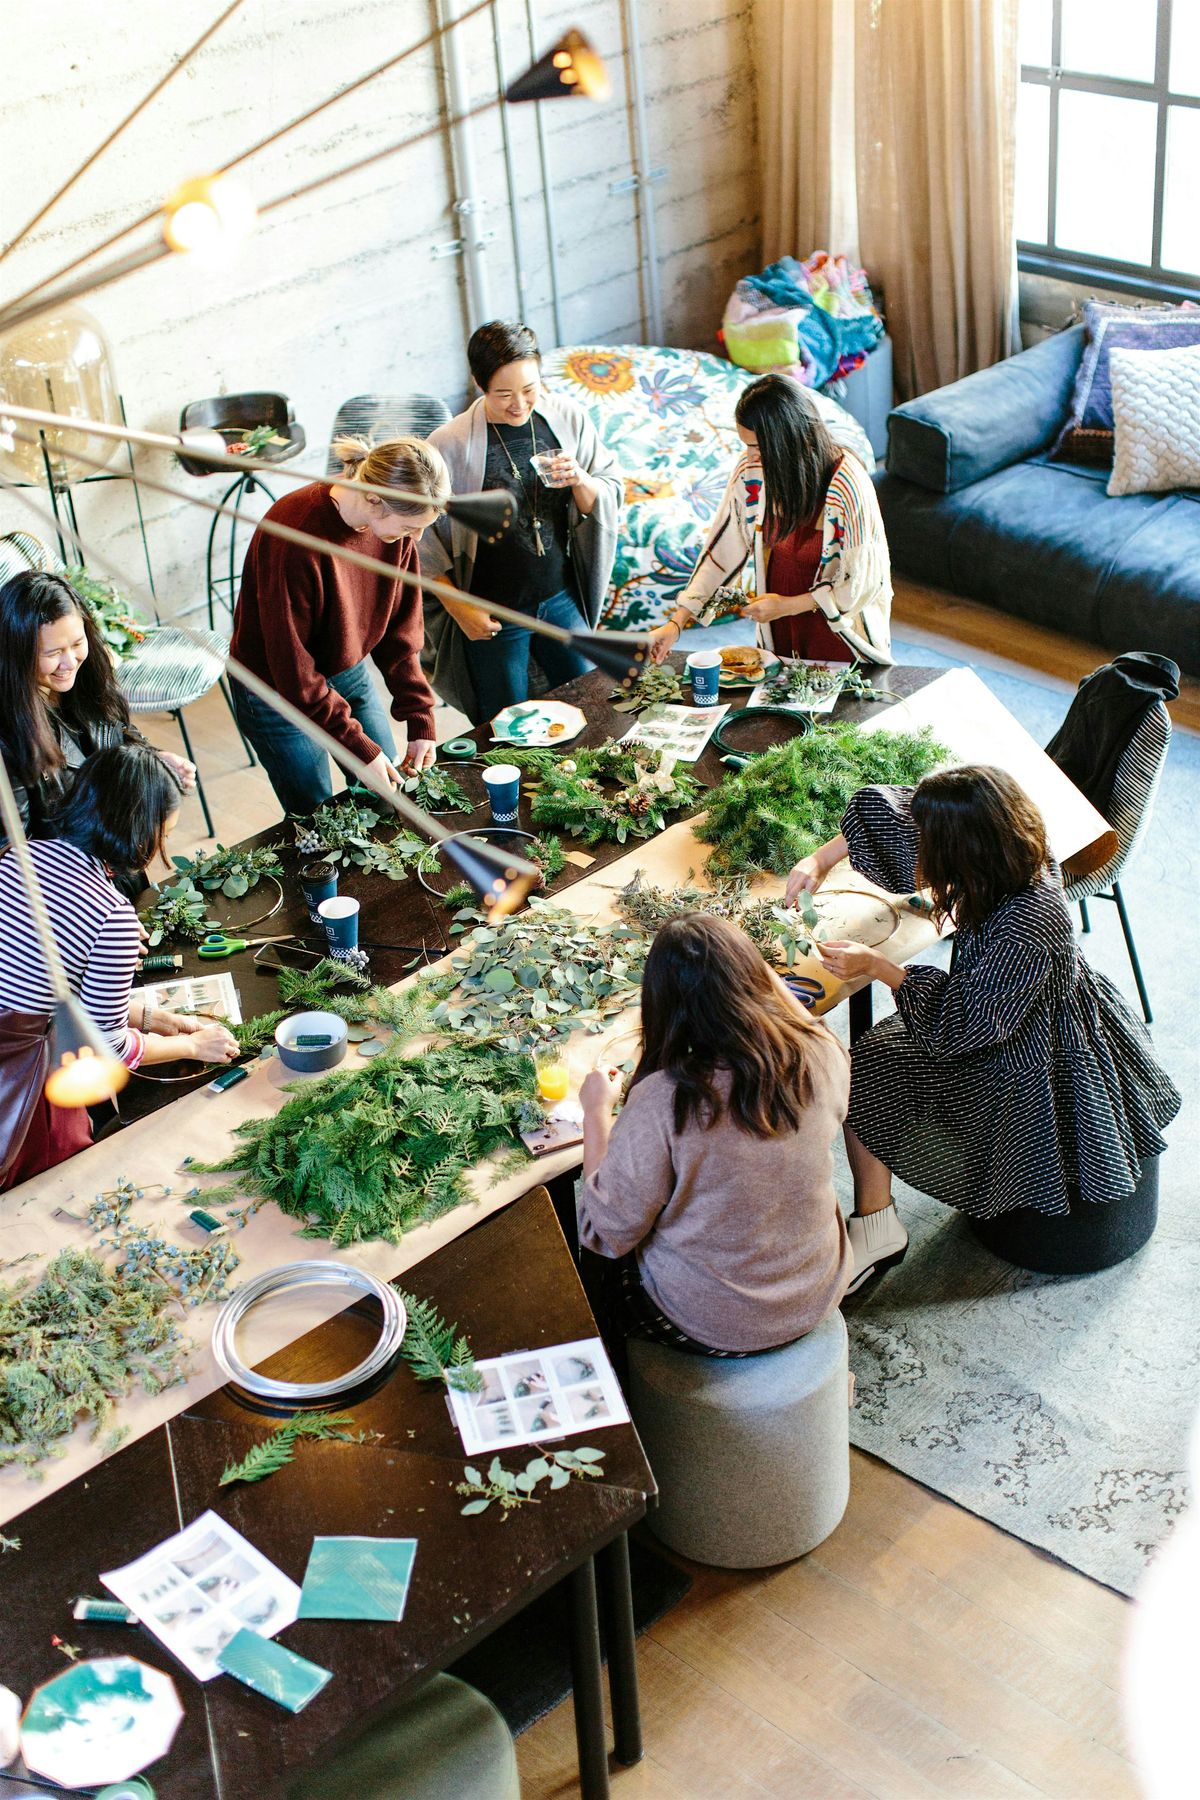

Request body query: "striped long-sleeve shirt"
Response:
[0, 840, 139, 1058]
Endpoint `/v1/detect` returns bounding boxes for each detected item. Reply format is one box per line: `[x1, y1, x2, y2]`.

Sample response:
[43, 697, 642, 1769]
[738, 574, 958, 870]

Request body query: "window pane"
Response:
[1055, 90, 1158, 264]
[1019, 0, 1052, 68]
[1016, 82, 1051, 243]
[1061, 0, 1157, 83]
[1161, 106, 1200, 273]
[1169, 0, 1200, 97]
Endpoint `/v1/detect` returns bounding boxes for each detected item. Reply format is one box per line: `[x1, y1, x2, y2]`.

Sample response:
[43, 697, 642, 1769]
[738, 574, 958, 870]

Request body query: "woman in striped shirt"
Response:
[1, 746, 238, 1188]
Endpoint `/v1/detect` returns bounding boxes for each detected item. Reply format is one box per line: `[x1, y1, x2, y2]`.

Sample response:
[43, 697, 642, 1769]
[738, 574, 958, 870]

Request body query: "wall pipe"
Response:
[436, 0, 493, 326]
[525, 0, 564, 342]
[621, 0, 665, 344]
[490, 0, 530, 320]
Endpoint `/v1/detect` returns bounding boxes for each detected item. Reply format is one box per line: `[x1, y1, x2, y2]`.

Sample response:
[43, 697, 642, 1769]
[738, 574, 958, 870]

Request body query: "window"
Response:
[1017, 0, 1200, 297]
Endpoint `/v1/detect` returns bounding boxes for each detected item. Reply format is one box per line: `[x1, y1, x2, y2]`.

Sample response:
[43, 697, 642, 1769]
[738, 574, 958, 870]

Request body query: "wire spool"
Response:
[712, 706, 812, 764]
[211, 1261, 408, 1403]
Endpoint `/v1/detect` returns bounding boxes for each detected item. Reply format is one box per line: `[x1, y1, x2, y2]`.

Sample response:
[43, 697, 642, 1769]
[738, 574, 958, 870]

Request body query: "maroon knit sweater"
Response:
[230, 484, 436, 759]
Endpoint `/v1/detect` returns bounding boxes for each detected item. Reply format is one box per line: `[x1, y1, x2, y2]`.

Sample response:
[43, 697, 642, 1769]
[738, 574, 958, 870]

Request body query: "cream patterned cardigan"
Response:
[677, 449, 894, 664]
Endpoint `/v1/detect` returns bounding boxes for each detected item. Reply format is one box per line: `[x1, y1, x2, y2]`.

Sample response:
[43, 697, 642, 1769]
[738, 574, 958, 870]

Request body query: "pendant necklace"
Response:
[490, 416, 545, 555]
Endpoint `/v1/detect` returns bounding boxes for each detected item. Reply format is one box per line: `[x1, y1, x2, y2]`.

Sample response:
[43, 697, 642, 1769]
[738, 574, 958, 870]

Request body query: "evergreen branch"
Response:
[218, 1411, 357, 1486]
[397, 1293, 482, 1392]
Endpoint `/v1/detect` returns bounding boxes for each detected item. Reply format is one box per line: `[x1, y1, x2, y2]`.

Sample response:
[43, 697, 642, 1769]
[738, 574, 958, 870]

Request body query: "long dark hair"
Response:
[632, 914, 819, 1136]
[0, 571, 130, 786]
[734, 374, 840, 541]
[912, 765, 1050, 932]
[50, 746, 183, 880]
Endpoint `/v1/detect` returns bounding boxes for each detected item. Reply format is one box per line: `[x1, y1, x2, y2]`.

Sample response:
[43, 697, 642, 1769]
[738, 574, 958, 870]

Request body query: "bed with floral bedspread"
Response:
[541, 343, 874, 633]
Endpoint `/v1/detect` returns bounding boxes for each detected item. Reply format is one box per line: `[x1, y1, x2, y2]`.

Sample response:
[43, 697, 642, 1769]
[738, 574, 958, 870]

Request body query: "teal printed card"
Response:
[216, 1628, 331, 1712]
[298, 1536, 417, 1622]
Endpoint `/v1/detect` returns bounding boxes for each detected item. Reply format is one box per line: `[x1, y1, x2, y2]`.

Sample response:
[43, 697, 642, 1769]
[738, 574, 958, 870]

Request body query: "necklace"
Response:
[489, 416, 545, 556]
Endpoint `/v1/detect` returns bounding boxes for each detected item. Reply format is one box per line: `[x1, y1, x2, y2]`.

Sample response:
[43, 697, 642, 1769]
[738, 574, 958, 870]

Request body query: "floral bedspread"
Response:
[541, 344, 874, 632]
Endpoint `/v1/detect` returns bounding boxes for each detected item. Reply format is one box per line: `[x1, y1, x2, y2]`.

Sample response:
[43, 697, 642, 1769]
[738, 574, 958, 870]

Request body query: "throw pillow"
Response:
[1052, 299, 1200, 466]
[1108, 341, 1200, 496]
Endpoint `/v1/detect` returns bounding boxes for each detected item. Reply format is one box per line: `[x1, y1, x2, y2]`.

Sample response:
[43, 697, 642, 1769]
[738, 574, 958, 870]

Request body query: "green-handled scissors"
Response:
[198, 931, 293, 959]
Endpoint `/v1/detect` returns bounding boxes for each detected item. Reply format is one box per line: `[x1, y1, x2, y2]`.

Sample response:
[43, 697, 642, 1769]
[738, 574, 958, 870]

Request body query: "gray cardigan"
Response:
[419, 391, 623, 722]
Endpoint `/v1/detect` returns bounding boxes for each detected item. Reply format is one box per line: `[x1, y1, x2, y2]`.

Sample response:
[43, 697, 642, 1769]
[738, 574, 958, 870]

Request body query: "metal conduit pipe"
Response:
[621, 0, 664, 344]
[490, 0, 530, 319]
[436, 0, 492, 324]
[525, 0, 564, 342]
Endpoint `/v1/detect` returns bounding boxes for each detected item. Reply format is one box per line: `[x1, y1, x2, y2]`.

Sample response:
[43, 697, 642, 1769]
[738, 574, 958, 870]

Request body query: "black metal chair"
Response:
[325, 394, 451, 473]
[178, 392, 306, 628]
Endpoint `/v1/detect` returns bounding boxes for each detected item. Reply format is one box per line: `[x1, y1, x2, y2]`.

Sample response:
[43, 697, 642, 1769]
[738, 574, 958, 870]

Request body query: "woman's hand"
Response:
[580, 1066, 621, 1113]
[785, 833, 847, 905]
[446, 597, 502, 642]
[364, 749, 402, 790]
[182, 1022, 240, 1064]
[402, 738, 437, 772]
[815, 940, 905, 991]
[648, 621, 682, 665]
[159, 751, 197, 792]
[544, 451, 584, 487]
[149, 1008, 198, 1037]
[743, 591, 817, 623]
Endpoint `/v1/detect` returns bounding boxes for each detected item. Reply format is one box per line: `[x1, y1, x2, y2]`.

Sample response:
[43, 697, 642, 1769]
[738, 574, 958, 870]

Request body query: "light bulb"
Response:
[163, 175, 257, 256]
[45, 1044, 128, 1108]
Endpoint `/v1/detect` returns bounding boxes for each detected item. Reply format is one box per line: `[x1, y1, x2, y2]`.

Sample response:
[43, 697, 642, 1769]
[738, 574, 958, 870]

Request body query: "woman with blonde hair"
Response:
[230, 435, 450, 817]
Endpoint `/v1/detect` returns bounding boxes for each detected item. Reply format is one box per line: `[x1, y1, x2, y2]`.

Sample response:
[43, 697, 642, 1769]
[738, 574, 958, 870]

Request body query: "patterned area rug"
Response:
[834, 642, 1198, 1597]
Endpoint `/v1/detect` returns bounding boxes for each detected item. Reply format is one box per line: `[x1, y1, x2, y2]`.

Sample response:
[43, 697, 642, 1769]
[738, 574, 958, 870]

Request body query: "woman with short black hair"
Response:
[577, 915, 852, 1356]
[0, 570, 195, 839]
[0, 746, 238, 1188]
[649, 372, 892, 667]
[788, 765, 1181, 1289]
[422, 319, 623, 725]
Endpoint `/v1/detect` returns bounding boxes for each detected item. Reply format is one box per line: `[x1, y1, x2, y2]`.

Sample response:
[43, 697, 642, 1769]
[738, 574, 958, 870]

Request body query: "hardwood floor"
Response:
[154, 595, 1165, 1798]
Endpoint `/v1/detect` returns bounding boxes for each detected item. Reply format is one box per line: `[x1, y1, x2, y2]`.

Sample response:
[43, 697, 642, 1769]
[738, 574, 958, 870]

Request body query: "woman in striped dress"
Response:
[786, 766, 1181, 1291]
[1, 747, 238, 1188]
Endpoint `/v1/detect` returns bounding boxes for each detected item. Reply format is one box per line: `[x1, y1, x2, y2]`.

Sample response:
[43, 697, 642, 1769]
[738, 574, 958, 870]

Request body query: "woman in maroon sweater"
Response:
[230, 436, 449, 817]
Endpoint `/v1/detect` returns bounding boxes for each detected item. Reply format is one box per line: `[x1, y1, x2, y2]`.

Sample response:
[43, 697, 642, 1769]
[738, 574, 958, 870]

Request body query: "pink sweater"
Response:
[579, 1035, 852, 1351]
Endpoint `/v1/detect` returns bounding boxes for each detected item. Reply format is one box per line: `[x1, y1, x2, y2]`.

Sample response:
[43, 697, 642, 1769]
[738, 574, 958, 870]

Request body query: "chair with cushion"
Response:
[624, 1310, 850, 1568]
[286, 1672, 520, 1800]
[326, 395, 453, 473]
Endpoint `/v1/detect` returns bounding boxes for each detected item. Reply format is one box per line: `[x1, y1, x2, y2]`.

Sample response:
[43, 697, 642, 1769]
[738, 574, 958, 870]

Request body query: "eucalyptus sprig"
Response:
[760, 660, 896, 709]
[609, 664, 685, 713]
[401, 765, 472, 813]
[457, 1447, 606, 1516]
[141, 877, 217, 946]
[218, 1411, 358, 1486]
[397, 1294, 481, 1393]
[615, 869, 824, 966]
[294, 792, 387, 864]
[169, 842, 284, 901]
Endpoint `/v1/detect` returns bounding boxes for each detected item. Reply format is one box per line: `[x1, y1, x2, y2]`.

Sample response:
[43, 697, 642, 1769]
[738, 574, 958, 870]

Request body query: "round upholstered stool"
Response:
[286, 1672, 519, 1800]
[970, 1154, 1160, 1275]
[626, 1310, 850, 1568]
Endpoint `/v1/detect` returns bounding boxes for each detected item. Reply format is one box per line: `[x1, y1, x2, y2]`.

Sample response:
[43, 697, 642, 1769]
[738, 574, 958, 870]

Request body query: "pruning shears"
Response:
[198, 931, 293, 960]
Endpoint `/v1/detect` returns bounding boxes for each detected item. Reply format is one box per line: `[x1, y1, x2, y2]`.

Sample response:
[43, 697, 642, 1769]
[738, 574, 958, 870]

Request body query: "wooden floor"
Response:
[158, 588, 1160, 1799]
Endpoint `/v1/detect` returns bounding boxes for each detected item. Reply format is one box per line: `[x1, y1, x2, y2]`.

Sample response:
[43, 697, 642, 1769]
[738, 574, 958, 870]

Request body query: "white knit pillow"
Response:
[1108, 341, 1200, 496]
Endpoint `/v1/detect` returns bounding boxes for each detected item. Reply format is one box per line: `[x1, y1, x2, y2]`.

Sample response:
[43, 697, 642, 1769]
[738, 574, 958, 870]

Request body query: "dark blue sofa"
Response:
[873, 325, 1200, 675]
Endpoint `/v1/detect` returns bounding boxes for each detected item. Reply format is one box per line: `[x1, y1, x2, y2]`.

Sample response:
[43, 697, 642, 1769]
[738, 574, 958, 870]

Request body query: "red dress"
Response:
[765, 473, 846, 662]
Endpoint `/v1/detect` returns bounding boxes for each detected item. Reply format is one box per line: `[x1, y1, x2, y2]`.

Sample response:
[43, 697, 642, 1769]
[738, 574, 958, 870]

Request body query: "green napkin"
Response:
[217, 1629, 331, 1712]
[298, 1536, 417, 1622]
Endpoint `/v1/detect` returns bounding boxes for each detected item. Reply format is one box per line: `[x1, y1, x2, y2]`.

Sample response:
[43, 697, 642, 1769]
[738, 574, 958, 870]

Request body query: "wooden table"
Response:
[2, 1188, 652, 1799]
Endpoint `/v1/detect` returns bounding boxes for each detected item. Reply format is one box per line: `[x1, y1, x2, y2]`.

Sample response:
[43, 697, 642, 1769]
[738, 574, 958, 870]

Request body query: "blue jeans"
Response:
[463, 588, 593, 724]
[232, 660, 397, 817]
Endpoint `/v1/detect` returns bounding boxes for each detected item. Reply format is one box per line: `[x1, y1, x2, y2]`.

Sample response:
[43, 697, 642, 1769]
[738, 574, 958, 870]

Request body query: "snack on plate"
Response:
[719, 645, 765, 680]
[548, 722, 567, 737]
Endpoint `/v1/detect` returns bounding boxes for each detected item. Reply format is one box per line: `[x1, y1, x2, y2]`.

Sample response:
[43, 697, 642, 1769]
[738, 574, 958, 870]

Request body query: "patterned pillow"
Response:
[1108, 341, 1200, 496]
[1053, 300, 1200, 466]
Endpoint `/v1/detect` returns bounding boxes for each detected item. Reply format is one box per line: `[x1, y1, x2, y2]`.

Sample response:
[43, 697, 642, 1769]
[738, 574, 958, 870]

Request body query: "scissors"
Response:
[198, 931, 293, 960]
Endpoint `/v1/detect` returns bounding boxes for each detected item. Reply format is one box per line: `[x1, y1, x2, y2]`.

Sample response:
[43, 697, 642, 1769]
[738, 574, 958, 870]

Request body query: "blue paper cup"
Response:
[300, 861, 337, 925]
[317, 895, 360, 950]
[686, 649, 722, 707]
[483, 763, 521, 825]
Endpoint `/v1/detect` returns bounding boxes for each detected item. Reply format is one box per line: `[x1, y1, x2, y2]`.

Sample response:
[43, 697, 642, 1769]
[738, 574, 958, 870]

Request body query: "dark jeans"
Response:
[232, 660, 397, 817]
[463, 586, 593, 723]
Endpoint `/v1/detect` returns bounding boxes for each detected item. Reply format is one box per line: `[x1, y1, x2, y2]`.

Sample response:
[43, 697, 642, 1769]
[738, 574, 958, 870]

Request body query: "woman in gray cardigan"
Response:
[420, 321, 623, 725]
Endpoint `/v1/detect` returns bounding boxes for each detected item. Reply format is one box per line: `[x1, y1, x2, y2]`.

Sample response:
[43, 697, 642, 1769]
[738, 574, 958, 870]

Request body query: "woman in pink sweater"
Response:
[579, 915, 852, 1356]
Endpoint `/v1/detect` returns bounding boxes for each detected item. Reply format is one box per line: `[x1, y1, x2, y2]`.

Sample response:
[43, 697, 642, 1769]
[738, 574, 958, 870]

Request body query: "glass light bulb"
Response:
[44, 1045, 128, 1108]
[0, 305, 121, 487]
[163, 175, 257, 257]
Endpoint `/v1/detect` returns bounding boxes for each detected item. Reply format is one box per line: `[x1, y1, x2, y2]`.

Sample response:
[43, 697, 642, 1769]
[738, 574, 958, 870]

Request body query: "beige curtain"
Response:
[754, 0, 1019, 399]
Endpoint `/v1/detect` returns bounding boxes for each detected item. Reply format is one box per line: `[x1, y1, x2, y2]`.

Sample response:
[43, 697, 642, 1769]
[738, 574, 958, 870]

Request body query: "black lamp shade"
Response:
[443, 833, 541, 921]
[504, 30, 611, 105]
[572, 629, 649, 689]
[445, 489, 514, 542]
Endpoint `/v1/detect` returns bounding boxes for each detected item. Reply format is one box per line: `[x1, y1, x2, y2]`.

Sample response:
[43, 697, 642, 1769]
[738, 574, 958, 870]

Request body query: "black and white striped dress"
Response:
[0, 840, 140, 1057]
[842, 786, 1181, 1220]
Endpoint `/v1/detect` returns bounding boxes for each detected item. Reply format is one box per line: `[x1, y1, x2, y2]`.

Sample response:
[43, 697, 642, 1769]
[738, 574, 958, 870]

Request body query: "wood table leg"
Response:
[849, 984, 874, 1043]
[569, 1557, 610, 1799]
[598, 1532, 642, 1765]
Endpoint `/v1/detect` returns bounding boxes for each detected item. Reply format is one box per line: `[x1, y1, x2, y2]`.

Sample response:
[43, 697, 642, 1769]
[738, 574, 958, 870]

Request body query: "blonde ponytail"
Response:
[332, 434, 451, 521]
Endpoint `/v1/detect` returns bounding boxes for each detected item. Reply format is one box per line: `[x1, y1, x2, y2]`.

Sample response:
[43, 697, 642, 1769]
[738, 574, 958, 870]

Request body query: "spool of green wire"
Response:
[440, 737, 477, 760]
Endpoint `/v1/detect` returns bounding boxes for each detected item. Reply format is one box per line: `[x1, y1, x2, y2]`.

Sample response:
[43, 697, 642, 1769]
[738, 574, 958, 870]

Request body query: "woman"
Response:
[0, 570, 196, 840]
[230, 436, 449, 818]
[786, 766, 1181, 1290]
[1, 746, 239, 1189]
[578, 915, 852, 1356]
[422, 320, 623, 725]
[648, 373, 892, 667]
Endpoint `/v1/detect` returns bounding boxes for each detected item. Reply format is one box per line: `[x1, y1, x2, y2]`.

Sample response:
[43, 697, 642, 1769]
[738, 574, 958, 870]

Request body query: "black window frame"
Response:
[1018, 0, 1200, 300]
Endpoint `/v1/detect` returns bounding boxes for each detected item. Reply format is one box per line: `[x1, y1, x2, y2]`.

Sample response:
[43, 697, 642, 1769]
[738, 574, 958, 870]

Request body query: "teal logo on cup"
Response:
[318, 895, 360, 950]
[300, 861, 337, 925]
[686, 648, 722, 706]
[483, 763, 521, 825]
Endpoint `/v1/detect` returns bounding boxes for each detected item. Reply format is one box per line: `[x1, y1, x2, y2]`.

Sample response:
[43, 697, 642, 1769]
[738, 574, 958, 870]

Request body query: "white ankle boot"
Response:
[845, 1205, 908, 1294]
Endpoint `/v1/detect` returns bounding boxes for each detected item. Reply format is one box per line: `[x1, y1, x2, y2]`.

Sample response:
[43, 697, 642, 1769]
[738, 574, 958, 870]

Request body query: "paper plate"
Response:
[21, 1656, 183, 1788]
[714, 650, 780, 690]
[490, 701, 587, 746]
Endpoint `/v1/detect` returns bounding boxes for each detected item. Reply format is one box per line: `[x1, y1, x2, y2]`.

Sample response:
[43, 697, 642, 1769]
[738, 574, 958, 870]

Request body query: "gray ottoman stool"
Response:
[626, 1310, 850, 1568]
[287, 1672, 520, 1800]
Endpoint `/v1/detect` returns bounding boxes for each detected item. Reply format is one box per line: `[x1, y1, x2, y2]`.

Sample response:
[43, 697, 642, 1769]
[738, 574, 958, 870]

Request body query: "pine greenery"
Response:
[481, 742, 700, 845]
[218, 1411, 357, 1486]
[695, 722, 949, 876]
[397, 1293, 481, 1392]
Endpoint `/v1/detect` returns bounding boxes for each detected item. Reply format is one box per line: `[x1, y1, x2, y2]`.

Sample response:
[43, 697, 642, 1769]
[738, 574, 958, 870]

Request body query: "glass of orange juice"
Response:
[532, 1043, 570, 1105]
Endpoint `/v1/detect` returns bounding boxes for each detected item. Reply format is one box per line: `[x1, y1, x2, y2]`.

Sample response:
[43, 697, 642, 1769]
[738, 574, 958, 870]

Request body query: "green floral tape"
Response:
[441, 738, 477, 760]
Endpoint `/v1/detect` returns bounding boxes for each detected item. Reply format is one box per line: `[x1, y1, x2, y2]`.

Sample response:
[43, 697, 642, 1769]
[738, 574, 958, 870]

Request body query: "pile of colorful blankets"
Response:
[721, 251, 884, 389]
